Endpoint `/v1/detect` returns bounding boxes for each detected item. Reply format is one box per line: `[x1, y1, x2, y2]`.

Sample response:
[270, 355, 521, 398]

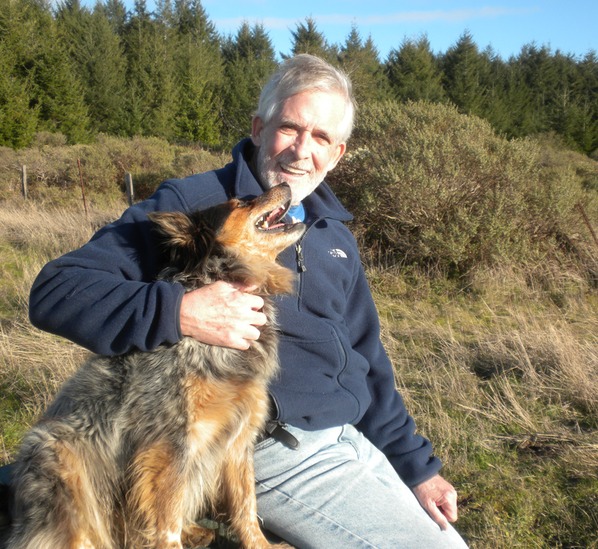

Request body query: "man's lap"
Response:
[254, 424, 468, 549]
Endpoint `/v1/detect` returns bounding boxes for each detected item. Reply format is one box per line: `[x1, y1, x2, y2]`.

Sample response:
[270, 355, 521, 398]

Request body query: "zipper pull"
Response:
[296, 243, 306, 272]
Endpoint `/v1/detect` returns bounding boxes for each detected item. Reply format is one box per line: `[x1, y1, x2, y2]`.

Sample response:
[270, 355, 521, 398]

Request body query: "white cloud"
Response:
[214, 6, 540, 31]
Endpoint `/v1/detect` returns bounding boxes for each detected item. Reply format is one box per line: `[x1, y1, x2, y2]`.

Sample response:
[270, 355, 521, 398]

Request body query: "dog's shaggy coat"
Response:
[8, 184, 303, 549]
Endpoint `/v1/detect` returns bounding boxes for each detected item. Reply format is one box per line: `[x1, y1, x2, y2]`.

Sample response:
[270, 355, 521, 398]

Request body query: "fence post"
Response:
[125, 172, 134, 206]
[77, 158, 89, 219]
[21, 165, 27, 199]
[577, 202, 598, 251]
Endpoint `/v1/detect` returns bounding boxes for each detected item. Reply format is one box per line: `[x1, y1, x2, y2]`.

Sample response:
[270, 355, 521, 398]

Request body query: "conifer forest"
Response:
[0, 0, 596, 155]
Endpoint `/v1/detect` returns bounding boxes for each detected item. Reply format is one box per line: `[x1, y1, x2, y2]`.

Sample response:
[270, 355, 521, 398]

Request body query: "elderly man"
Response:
[29, 54, 468, 548]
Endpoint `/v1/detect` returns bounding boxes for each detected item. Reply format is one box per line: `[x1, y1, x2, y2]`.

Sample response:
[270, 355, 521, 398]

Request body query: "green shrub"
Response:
[330, 101, 597, 279]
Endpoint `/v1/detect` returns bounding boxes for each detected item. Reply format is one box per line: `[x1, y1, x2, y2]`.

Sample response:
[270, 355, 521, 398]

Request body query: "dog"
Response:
[7, 183, 304, 549]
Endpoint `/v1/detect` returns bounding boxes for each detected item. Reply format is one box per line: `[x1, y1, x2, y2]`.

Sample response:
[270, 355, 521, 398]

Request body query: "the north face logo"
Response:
[328, 248, 348, 259]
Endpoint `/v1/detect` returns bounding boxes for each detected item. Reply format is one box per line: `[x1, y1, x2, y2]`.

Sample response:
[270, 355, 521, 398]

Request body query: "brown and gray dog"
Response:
[7, 184, 303, 549]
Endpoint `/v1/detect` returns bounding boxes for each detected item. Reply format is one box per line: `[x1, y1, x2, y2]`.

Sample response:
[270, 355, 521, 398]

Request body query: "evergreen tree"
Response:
[124, 0, 178, 139]
[0, 43, 38, 148]
[386, 35, 445, 103]
[514, 43, 557, 135]
[290, 17, 336, 61]
[574, 51, 598, 154]
[57, 2, 128, 135]
[441, 31, 487, 116]
[0, 0, 39, 147]
[338, 25, 391, 105]
[220, 22, 277, 145]
[99, 0, 128, 37]
[17, 0, 90, 142]
[172, 0, 223, 146]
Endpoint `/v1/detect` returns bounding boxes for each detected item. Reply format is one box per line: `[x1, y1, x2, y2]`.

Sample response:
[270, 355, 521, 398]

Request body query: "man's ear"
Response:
[251, 116, 264, 146]
[329, 142, 347, 171]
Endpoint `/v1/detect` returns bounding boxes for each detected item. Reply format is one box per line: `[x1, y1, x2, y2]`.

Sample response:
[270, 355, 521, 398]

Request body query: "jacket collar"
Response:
[231, 138, 353, 223]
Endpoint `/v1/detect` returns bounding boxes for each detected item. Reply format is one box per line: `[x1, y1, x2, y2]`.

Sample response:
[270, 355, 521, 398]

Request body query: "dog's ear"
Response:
[147, 211, 196, 250]
[148, 210, 220, 269]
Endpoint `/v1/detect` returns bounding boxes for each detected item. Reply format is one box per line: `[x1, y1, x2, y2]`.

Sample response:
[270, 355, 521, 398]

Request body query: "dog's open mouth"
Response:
[255, 200, 293, 232]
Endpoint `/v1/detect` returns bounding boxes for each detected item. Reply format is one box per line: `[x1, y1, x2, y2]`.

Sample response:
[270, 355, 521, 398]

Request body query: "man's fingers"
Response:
[179, 282, 267, 348]
[424, 502, 449, 531]
[439, 494, 459, 524]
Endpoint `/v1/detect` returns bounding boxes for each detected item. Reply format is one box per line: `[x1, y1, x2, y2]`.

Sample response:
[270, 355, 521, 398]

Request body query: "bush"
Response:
[0, 134, 228, 207]
[330, 101, 598, 279]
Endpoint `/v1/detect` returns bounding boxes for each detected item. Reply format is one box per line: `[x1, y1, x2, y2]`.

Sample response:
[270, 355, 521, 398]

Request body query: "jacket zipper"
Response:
[295, 242, 306, 272]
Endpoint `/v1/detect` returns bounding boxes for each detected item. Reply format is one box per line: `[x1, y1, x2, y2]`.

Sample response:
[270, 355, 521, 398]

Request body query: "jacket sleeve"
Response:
[29, 184, 189, 356]
[349, 265, 442, 487]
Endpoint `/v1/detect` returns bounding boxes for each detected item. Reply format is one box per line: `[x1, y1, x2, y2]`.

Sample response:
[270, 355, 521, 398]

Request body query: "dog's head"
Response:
[148, 184, 306, 294]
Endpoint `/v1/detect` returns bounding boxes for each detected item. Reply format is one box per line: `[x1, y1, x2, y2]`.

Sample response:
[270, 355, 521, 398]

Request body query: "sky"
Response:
[127, 0, 597, 61]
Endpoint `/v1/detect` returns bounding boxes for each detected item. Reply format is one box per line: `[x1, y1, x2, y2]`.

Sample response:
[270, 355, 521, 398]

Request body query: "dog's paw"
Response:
[181, 521, 217, 548]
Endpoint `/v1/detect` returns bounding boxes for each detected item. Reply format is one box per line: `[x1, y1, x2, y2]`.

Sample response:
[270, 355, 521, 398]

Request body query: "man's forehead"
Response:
[276, 91, 344, 133]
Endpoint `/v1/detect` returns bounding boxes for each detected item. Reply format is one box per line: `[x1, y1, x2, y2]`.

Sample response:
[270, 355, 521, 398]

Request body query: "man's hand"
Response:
[179, 281, 266, 350]
[412, 474, 459, 530]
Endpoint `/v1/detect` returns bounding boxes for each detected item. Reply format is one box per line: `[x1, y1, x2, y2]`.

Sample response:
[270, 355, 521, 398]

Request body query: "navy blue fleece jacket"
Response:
[29, 139, 442, 487]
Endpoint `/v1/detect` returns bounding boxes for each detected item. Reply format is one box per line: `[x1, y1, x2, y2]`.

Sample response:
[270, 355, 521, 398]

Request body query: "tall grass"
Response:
[0, 203, 122, 462]
[371, 264, 597, 548]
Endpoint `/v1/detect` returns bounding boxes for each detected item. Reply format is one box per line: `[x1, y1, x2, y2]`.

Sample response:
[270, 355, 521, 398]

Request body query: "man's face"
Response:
[251, 90, 347, 205]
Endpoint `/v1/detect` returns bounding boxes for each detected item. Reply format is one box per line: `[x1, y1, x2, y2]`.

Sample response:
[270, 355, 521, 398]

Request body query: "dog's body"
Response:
[8, 184, 304, 549]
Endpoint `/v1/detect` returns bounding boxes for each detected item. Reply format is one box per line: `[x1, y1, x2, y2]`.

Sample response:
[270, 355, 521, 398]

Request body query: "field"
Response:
[1, 115, 597, 547]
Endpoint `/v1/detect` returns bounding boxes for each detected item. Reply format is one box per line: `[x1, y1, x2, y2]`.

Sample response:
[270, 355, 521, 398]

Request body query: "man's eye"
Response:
[314, 133, 331, 145]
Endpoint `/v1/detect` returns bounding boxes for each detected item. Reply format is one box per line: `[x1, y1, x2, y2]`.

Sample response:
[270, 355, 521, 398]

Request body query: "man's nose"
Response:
[292, 131, 312, 158]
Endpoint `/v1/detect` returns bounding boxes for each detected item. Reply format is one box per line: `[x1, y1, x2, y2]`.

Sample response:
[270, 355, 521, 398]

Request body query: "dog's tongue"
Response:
[264, 206, 286, 229]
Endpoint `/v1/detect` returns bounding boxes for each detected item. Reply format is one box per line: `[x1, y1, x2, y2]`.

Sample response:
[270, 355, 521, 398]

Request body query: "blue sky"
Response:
[74, 0, 597, 60]
[155, 1, 595, 61]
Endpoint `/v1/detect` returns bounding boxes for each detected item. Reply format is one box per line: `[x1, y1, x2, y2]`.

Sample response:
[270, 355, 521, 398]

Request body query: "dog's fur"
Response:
[8, 184, 304, 549]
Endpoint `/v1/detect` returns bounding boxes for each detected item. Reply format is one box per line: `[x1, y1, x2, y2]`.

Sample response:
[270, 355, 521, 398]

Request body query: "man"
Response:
[29, 54, 468, 548]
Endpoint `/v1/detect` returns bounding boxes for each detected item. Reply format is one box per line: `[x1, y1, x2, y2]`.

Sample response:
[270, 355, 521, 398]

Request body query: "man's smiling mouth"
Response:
[280, 163, 310, 176]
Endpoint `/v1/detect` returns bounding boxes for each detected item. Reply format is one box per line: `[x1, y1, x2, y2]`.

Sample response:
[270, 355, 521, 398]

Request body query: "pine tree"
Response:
[99, 0, 128, 37]
[19, 0, 90, 143]
[386, 35, 445, 103]
[172, 0, 223, 146]
[514, 43, 556, 135]
[290, 17, 336, 61]
[441, 31, 487, 116]
[56, 2, 128, 135]
[0, 43, 38, 148]
[0, 0, 39, 147]
[220, 22, 277, 145]
[338, 25, 391, 105]
[124, 0, 178, 139]
[574, 51, 598, 154]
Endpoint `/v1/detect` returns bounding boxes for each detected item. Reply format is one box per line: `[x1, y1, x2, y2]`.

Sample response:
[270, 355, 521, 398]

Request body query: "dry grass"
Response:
[373, 264, 598, 547]
[1, 203, 597, 547]
[0, 202, 123, 462]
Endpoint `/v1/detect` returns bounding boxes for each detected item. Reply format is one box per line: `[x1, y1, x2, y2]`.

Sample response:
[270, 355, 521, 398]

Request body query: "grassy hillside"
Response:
[1, 111, 597, 547]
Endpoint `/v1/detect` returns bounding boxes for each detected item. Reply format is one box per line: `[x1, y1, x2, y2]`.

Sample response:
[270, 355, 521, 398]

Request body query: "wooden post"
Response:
[577, 202, 598, 251]
[77, 158, 89, 219]
[21, 165, 27, 199]
[125, 172, 134, 206]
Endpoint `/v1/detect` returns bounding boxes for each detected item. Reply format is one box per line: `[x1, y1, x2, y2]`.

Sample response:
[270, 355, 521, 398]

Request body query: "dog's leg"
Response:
[8, 435, 112, 549]
[127, 441, 191, 549]
[221, 435, 293, 549]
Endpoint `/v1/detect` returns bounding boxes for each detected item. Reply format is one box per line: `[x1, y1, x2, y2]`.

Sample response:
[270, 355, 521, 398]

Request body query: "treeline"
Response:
[1, 0, 597, 154]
